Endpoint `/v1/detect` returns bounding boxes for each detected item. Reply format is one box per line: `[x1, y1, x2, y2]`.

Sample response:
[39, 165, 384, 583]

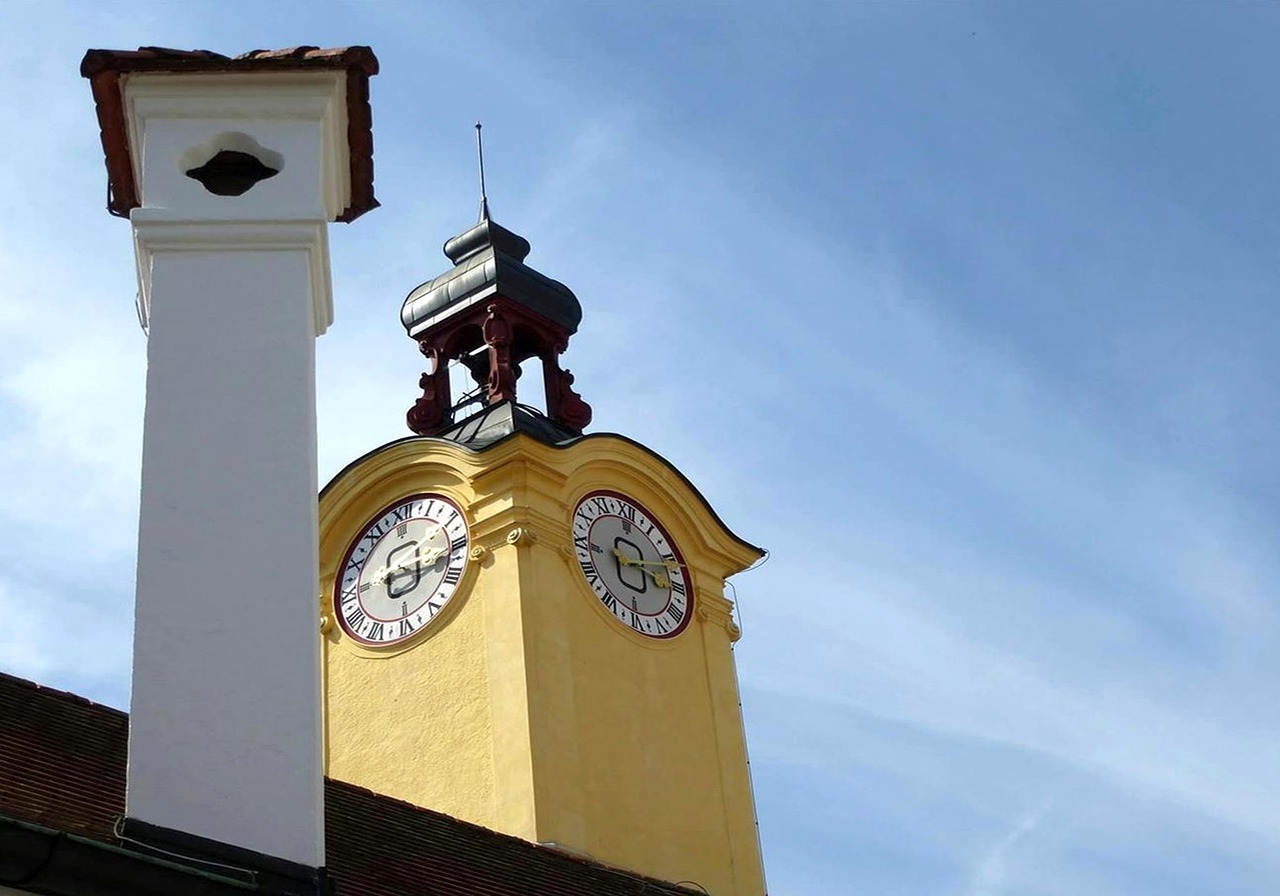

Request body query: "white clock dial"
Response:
[572, 491, 691, 639]
[335, 493, 469, 646]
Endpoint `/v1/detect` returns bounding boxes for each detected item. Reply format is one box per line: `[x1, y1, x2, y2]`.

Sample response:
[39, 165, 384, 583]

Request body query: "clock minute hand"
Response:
[610, 549, 674, 589]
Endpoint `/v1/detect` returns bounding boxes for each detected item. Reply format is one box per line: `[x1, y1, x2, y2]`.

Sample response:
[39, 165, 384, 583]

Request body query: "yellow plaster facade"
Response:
[319, 431, 766, 895]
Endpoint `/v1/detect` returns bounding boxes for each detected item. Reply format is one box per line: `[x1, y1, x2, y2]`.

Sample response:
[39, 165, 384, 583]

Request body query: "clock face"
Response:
[571, 491, 691, 639]
[335, 494, 469, 646]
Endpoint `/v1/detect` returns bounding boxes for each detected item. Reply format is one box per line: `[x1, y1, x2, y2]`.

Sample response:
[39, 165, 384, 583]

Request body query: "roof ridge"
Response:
[325, 777, 707, 894]
[0, 669, 127, 718]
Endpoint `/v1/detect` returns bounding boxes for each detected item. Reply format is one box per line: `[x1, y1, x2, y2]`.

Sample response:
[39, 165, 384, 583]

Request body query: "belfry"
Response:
[402, 130, 592, 438]
[320, 133, 768, 894]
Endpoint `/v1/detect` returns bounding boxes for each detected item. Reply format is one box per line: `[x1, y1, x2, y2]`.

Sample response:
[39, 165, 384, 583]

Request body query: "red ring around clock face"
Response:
[572, 491, 691, 639]
[335, 493, 469, 646]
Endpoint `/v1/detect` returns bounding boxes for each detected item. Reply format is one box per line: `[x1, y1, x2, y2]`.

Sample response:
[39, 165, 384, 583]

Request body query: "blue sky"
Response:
[2, 2, 1279, 894]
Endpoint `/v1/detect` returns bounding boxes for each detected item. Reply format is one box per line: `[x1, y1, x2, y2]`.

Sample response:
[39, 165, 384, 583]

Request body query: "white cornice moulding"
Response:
[132, 220, 334, 335]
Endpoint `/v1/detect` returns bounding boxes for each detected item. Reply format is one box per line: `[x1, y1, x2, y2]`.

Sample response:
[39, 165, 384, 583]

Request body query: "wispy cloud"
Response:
[966, 802, 1052, 896]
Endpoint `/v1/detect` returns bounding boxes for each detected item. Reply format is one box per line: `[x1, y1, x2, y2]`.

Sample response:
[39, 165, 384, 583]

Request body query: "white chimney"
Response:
[82, 47, 378, 875]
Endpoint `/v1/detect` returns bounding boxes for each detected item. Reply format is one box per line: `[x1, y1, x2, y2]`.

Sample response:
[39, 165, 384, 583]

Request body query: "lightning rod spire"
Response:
[475, 121, 490, 222]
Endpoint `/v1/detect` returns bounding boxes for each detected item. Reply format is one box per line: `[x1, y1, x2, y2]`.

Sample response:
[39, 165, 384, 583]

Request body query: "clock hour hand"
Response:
[370, 563, 401, 586]
[610, 549, 676, 568]
[419, 544, 447, 566]
[621, 556, 680, 570]
[371, 544, 447, 584]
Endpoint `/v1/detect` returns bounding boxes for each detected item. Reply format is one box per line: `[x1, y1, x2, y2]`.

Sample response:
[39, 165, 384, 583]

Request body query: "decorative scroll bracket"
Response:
[406, 345, 451, 435]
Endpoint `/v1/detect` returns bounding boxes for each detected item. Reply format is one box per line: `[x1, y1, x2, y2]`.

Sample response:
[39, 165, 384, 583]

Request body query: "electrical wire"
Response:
[743, 548, 770, 573]
[111, 816, 259, 886]
[0, 830, 60, 885]
[727, 548, 770, 637]
[726, 578, 745, 637]
[135, 290, 148, 336]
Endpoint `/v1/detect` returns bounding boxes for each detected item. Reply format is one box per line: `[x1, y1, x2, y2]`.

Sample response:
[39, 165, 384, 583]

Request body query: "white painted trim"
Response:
[133, 220, 334, 336]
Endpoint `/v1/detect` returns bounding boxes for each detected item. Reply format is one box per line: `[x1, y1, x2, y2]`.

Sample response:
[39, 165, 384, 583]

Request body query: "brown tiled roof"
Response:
[0, 672, 700, 896]
[79, 46, 378, 222]
[0, 674, 126, 841]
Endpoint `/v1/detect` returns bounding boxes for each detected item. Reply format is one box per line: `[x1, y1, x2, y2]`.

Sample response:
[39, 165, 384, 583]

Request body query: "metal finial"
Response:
[475, 121, 490, 222]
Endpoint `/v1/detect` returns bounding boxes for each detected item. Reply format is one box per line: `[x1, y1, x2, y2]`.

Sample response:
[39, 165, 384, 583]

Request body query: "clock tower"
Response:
[320, 195, 766, 895]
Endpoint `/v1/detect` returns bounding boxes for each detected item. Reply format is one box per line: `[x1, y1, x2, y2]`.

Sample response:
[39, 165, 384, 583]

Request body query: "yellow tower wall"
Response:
[320, 433, 765, 895]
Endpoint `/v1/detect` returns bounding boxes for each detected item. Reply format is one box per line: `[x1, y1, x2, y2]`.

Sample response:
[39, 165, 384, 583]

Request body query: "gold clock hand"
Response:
[370, 563, 399, 585]
[376, 521, 449, 582]
[372, 544, 447, 584]
[629, 558, 681, 569]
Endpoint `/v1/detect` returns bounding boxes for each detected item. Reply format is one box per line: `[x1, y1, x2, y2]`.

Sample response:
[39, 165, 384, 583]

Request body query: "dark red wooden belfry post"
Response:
[482, 304, 518, 404]
[406, 343, 450, 434]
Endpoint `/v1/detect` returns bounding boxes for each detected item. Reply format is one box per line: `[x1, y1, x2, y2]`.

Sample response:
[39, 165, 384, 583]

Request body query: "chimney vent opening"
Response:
[180, 131, 284, 197]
